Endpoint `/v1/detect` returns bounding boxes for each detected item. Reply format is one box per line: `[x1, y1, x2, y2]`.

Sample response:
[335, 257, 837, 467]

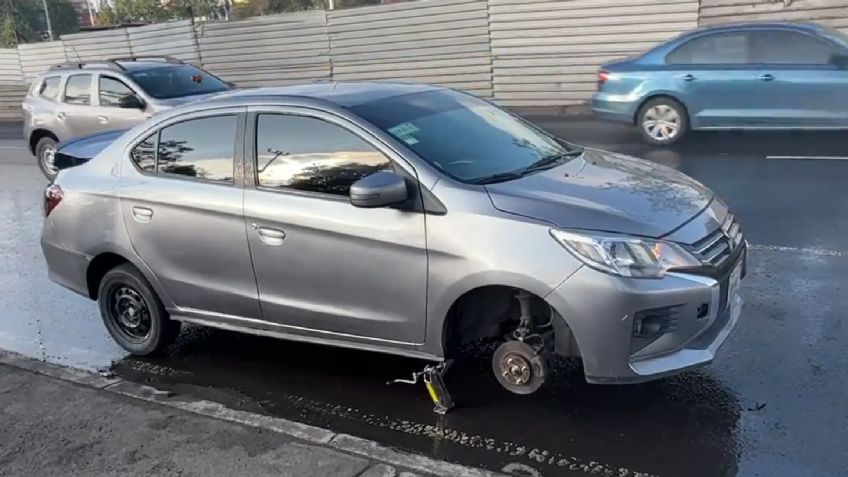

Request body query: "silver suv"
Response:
[22, 56, 231, 179]
[41, 83, 746, 395]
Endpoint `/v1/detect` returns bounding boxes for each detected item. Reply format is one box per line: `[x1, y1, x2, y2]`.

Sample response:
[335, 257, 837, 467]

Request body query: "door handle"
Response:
[97, 115, 109, 124]
[256, 226, 286, 246]
[56, 112, 66, 121]
[680, 74, 696, 82]
[131, 206, 153, 223]
[759, 74, 775, 82]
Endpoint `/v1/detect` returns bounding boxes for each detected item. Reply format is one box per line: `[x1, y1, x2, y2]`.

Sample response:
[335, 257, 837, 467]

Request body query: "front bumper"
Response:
[547, 247, 746, 384]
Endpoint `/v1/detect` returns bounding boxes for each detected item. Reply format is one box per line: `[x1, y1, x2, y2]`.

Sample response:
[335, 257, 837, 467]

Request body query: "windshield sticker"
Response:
[389, 122, 419, 137]
[402, 136, 419, 145]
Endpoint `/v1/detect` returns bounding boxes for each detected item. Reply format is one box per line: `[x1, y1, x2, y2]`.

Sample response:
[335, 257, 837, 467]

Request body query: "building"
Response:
[70, 0, 96, 28]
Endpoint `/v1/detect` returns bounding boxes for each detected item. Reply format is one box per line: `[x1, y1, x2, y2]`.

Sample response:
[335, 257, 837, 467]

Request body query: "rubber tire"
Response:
[97, 263, 180, 356]
[35, 136, 59, 181]
[636, 97, 689, 146]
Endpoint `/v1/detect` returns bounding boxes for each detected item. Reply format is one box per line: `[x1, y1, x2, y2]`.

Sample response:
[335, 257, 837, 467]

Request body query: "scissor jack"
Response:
[388, 360, 455, 415]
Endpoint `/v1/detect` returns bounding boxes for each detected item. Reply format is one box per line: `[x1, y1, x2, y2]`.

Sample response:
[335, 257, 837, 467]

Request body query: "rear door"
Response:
[94, 74, 149, 130]
[120, 108, 261, 320]
[747, 29, 848, 127]
[59, 74, 100, 138]
[664, 31, 760, 128]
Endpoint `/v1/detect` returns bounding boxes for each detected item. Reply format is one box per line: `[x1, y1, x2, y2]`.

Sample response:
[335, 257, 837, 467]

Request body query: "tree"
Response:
[0, 0, 79, 47]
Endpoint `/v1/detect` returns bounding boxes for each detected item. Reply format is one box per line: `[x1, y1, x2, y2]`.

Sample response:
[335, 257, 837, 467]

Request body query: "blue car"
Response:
[591, 22, 848, 145]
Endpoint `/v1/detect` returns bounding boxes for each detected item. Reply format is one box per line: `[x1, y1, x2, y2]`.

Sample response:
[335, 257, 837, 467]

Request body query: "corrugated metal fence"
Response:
[1, 0, 847, 117]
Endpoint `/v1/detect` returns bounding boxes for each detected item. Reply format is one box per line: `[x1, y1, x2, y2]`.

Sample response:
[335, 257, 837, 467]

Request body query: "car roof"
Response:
[40, 60, 191, 77]
[207, 81, 444, 108]
[685, 21, 824, 37]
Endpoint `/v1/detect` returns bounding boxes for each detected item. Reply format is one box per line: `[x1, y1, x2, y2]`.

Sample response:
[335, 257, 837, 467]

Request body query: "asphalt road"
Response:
[1, 120, 846, 477]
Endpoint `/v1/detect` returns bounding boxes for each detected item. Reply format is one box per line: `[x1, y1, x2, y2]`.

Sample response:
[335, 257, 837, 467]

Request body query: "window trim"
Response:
[664, 30, 752, 66]
[97, 74, 141, 108]
[124, 108, 246, 187]
[62, 73, 94, 106]
[245, 107, 415, 202]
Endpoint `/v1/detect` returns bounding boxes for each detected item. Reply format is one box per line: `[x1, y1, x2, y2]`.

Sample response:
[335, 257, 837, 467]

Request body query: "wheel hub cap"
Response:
[501, 353, 532, 386]
[643, 105, 680, 141]
[42, 146, 58, 174]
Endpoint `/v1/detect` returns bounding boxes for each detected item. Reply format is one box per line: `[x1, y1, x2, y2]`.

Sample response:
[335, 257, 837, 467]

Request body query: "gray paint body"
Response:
[41, 83, 745, 383]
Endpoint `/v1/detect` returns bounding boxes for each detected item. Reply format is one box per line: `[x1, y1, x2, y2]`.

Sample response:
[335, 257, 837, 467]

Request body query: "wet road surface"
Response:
[1, 120, 846, 476]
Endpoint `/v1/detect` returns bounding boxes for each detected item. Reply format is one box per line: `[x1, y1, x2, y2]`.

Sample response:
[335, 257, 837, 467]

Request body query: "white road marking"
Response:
[766, 155, 848, 161]
[749, 244, 846, 257]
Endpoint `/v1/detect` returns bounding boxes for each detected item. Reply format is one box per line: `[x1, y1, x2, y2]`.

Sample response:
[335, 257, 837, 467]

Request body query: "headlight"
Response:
[550, 229, 701, 278]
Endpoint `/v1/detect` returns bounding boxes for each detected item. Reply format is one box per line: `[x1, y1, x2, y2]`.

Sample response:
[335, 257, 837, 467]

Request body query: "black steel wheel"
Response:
[492, 340, 547, 395]
[98, 263, 180, 356]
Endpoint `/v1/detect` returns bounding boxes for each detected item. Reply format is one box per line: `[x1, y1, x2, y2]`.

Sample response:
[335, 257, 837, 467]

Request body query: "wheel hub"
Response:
[643, 105, 680, 141]
[492, 340, 547, 395]
[111, 286, 151, 340]
[501, 354, 532, 385]
[42, 145, 58, 175]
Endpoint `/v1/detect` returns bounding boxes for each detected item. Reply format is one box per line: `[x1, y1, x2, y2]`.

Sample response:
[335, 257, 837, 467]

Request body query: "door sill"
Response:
[169, 309, 439, 362]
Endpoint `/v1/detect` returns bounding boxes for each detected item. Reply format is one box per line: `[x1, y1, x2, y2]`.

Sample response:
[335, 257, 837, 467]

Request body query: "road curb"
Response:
[0, 350, 506, 477]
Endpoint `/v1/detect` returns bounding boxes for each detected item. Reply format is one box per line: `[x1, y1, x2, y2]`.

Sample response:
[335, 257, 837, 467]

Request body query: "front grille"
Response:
[688, 213, 744, 267]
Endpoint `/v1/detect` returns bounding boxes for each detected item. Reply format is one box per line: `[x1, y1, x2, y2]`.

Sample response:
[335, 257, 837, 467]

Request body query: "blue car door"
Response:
[664, 31, 762, 128]
[747, 29, 848, 127]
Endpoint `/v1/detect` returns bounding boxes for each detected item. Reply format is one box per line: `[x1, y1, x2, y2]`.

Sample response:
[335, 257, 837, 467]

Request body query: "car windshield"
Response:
[128, 65, 230, 99]
[350, 90, 582, 184]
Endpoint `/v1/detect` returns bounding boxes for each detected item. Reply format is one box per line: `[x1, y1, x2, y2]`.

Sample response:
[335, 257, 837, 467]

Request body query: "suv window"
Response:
[128, 65, 230, 100]
[667, 32, 749, 64]
[749, 30, 836, 64]
[157, 115, 237, 183]
[99, 76, 135, 107]
[39, 76, 61, 100]
[255, 114, 393, 196]
[64, 74, 92, 105]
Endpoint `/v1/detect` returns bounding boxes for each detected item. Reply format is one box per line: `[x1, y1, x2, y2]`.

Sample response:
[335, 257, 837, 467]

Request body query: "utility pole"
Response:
[328, 0, 335, 10]
[41, 0, 54, 41]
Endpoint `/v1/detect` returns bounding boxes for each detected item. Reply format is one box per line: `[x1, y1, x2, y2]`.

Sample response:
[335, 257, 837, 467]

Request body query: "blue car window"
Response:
[667, 32, 749, 64]
[749, 30, 835, 65]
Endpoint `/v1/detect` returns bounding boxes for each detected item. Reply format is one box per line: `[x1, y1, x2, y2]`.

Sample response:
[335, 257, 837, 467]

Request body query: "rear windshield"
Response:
[350, 89, 580, 183]
[128, 65, 230, 99]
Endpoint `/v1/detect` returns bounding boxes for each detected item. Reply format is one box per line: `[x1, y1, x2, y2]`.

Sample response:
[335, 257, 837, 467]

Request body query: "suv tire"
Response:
[98, 264, 180, 356]
[35, 136, 59, 180]
[637, 97, 688, 146]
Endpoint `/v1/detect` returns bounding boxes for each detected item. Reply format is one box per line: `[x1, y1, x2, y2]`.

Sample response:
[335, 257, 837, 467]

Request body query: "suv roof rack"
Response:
[109, 56, 184, 64]
[48, 61, 126, 72]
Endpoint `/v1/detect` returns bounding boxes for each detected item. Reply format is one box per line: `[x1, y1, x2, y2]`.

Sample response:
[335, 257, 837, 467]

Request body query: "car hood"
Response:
[485, 149, 713, 238]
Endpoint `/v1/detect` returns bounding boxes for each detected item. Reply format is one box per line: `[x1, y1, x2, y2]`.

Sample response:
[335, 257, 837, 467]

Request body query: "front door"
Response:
[243, 108, 428, 343]
[747, 29, 848, 127]
[94, 74, 149, 130]
[120, 109, 261, 319]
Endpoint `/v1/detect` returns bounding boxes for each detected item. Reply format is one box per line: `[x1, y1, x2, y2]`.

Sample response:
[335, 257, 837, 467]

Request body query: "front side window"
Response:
[749, 30, 836, 64]
[256, 114, 393, 196]
[350, 89, 580, 184]
[99, 76, 136, 107]
[64, 74, 92, 105]
[128, 65, 230, 100]
[39, 76, 61, 100]
[157, 115, 237, 182]
[666, 32, 749, 64]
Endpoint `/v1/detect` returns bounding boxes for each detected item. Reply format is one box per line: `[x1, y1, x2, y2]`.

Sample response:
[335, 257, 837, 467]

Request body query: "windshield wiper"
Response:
[472, 149, 584, 185]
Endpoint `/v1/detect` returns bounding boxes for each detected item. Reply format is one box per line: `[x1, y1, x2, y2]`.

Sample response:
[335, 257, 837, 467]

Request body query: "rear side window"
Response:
[99, 76, 135, 107]
[255, 114, 393, 196]
[749, 30, 836, 64]
[667, 32, 749, 64]
[131, 133, 156, 172]
[64, 74, 92, 105]
[38, 76, 61, 100]
[156, 115, 237, 183]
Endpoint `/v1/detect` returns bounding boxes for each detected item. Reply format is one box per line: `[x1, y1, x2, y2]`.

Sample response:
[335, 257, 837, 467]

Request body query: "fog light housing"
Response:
[631, 305, 681, 353]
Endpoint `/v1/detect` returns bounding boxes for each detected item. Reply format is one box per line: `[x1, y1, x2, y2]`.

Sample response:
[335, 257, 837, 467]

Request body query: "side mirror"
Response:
[830, 53, 848, 69]
[350, 171, 408, 208]
[118, 94, 144, 109]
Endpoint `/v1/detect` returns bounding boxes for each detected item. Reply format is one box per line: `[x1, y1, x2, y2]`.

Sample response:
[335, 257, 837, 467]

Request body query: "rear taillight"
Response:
[44, 184, 63, 217]
[597, 70, 609, 90]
